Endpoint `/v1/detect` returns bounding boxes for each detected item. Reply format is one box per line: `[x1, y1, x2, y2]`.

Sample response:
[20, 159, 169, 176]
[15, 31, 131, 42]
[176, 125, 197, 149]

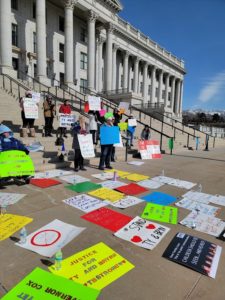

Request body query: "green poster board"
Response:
[141, 203, 178, 224]
[168, 138, 174, 150]
[118, 122, 128, 131]
[0, 150, 34, 178]
[2, 267, 100, 300]
[66, 182, 102, 193]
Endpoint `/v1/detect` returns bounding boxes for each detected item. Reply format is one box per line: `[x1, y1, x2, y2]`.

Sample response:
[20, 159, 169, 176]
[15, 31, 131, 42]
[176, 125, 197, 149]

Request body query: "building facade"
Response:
[0, 0, 186, 118]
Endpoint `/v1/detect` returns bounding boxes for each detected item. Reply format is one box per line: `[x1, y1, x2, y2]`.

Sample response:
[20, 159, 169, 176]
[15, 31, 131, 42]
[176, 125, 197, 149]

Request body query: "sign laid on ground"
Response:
[175, 198, 219, 216]
[141, 192, 177, 206]
[0, 193, 26, 207]
[110, 196, 144, 209]
[88, 187, 124, 202]
[141, 203, 178, 224]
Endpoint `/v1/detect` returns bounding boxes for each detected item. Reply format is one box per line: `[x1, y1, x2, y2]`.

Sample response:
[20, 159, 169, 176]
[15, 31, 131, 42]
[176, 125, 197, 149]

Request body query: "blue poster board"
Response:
[141, 191, 177, 206]
[100, 126, 120, 145]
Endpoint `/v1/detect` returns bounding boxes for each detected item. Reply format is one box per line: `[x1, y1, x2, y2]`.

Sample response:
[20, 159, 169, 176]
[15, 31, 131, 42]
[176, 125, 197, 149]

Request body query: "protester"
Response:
[126, 114, 136, 147]
[111, 108, 123, 162]
[19, 91, 37, 138]
[0, 124, 29, 154]
[59, 100, 71, 138]
[72, 115, 88, 172]
[99, 115, 114, 170]
[141, 125, 151, 140]
[88, 111, 98, 145]
[43, 95, 55, 137]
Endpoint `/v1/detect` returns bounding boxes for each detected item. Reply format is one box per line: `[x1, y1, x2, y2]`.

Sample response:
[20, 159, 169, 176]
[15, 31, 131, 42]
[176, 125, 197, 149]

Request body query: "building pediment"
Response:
[98, 0, 123, 13]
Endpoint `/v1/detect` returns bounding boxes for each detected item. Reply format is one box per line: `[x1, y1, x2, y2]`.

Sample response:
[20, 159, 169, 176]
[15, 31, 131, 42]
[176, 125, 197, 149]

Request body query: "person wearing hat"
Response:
[98, 115, 114, 170]
[43, 95, 56, 137]
[59, 100, 72, 138]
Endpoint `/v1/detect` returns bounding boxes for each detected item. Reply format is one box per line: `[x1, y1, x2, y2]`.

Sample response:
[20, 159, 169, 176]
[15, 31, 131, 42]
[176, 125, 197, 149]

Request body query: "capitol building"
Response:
[0, 0, 185, 118]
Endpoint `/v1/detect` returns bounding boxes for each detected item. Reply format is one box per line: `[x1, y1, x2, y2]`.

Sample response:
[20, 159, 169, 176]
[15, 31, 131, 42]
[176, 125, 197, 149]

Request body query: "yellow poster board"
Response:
[105, 169, 130, 178]
[122, 173, 149, 182]
[88, 188, 124, 202]
[49, 242, 134, 290]
[0, 214, 33, 241]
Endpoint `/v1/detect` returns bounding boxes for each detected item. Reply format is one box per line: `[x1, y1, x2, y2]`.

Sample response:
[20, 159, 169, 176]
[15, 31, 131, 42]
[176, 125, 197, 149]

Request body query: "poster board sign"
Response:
[118, 122, 128, 131]
[66, 182, 101, 193]
[34, 170, 73, 179]
[1, 267, 100, 300]
[141, 203, 178, 224]
[128, 118, 137, 127]
[138, 140, 161, 160]
[182, 191, 215, 204]
[138, 179, 164, 189]
[111, 196, 144, 209]
[175, 198, 219, 216]
[88, 187, 124, 202]
[114, 216, 170, 250]
[59, 174, 90, 184]
[100, 180, 127, 190]
[163, 232, 222, 278]
[91, 173, 114, 180]
[88, 96, 101, 111]
[78, 134, 95, 158]
[116, 183, 148, 196]
[100, 109, 106, 116]
[23, 98, 39, 119]
[49, 242, 134, 290]
[32, 92, 41, 103]
[0, 214, 33, 241]
[114, 134, 123, 148]
[118, 102, 130, 112]
[105, 169, 130, 178]
[0, 193, 26, 207]
[100, 126, 120, 145]
[122, 173, 149, 182]
[141, 192, 177, 206]
[59, 114, 76, 128]
[16, 219, 85, 257]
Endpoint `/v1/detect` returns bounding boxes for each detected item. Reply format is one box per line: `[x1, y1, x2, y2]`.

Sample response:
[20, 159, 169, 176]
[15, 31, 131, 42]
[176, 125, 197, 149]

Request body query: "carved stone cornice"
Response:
[62, 0, 77, 9]
[88, 10, 98, 22]
[97, 36, 106, 45]
[105, 22, 115, 33]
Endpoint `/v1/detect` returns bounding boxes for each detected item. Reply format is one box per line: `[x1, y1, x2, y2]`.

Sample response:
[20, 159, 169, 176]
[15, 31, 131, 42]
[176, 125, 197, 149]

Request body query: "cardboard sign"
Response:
[81, 207, 132, 232]
[114, 216, 170, 250]
[122, 173, 149, 182]
[100, 180, 127, 190]
[0, 150, 35, 178]
[141, 203, 178, 224]
[23, 98, 39, 119]
[175, 198, 219, 216]
[180, 211, 225, 236]
[88, 96, 101, 111]
[63, 194, 108, 213]
[0, 193, 26, 207]
[116, 183, 148, 196]
[100, 126, 120, 145]
[66, 182, 102, 193]
[142, 192, 177, 206]
[118, 122, 128, 131]
[111, 196, 144, 209]
[30, 178, 62, 188]
[138, 179, 164, 189]
[78, 134, 95, 158]
[0, 214, 33, 241]
[163, 232, 222, 278]
[16, 219, 85, 257]
[2, 267, 100, 300]
[34, 170, 74, 179]
[59, 114, 76, 128]
[49, 242, 134, 290]
[138, 140, 161, 160]
[88, 187, 124, 202]
[59, 174, 90, 184]
[128, 119, 137, 127]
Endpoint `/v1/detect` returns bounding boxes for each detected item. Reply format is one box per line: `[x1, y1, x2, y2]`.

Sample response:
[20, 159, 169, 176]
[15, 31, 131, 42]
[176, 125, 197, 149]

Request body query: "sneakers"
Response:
[105, 166, 113, 169]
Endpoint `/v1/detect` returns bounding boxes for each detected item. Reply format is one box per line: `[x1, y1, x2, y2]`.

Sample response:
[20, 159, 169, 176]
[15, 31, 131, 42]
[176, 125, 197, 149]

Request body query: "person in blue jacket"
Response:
[0, 124, 29, 154]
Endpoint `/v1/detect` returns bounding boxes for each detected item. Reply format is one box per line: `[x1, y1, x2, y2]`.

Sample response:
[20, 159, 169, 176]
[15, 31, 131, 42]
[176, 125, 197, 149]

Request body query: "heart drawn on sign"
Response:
[131, 236, 142, 243]
[146, 224, 156, 230]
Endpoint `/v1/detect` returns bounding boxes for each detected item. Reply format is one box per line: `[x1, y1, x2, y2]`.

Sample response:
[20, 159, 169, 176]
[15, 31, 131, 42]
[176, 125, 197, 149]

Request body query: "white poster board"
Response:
[59, 174, 90, 184]
[0, 193, 26, 207]
[111, 196, 144, 209]
[59, 114, 76, 128]
[32, 92, 41, 103]
[23, 98, 39, 119]
[128, 119, 137, 127]
[118, 102, 130, 111]
[175, 198, 220, 216]
[78, 134, 95, 158]
[88, 96, 101, 111]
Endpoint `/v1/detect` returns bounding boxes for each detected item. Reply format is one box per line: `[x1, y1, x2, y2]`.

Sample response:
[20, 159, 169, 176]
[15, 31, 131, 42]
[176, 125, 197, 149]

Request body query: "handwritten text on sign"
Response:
[78, 134, 95, 158]
[59, 114, 76, 127]
[88, 96, 101, 111]
[24, 98, 39, 119]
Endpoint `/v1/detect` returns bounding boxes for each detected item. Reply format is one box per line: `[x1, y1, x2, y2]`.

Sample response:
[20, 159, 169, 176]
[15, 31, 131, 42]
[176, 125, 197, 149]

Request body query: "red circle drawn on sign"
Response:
[31, 229, 61, 247]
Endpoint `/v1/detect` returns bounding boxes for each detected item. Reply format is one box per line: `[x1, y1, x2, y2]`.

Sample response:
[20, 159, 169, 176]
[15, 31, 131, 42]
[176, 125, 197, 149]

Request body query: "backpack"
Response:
[55, 137, 64, 146]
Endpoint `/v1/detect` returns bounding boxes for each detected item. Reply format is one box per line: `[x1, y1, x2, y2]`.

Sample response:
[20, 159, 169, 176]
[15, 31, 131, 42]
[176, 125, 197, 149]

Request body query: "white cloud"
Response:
[198, 71, 225, 103]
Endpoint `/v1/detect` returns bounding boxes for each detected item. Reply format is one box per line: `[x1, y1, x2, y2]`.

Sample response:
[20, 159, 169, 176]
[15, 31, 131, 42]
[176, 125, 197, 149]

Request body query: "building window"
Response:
[148, 85, 151, 95]
[59, 43, 64, 62]
[80, 79, 88, 93]
[80, 28, 87, 43]
[33, 32, 36, 53]
[140, 82, 143, 94]
[12, 23, 18, 47]
[33, 2, 36, 19]
[80, 52, 87, 70]
[11, 0, 18, 10]
[12, 57, 18, 70]
[60, 72, 64, 84]
[34, 63, 37, 78]
[59, 16, 64, 32]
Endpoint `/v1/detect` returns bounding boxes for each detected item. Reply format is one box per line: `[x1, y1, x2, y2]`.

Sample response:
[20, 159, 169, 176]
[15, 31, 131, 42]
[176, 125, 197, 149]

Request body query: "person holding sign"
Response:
[126, 115, 136, 147]
[59, 100, 71, 138]
[88, 111, 98, 144]
[111, 108, 123, 162]
[72, 115, 88, 172]
[43, 95, 56, 137]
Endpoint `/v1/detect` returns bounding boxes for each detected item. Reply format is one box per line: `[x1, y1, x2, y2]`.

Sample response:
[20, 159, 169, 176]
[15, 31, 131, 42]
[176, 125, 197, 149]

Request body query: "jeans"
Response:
[90, 130, 97, 144]
[74, 149, 84, 169]
[127, 131, 133, 146]
[99, 145, 113, 168]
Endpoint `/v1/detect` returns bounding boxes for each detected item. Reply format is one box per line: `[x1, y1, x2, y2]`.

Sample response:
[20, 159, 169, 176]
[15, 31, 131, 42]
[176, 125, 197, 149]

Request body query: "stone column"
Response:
[133, 56, 140, 93]
[171, 76, 176, 113]
[179, 80, 183, 116]
[87, 10, 98, 91]
[150, 66, 156, 103]
[143, 61, 148, 102]
[175, 79, 181, 115]
[36, 0, 49, 85]
[64, 0, 75, 86]
[97, 35, 105, 92]
[112, 43, 119, 91]
[158, 69, 163, 103]
[164, 73, 170, 108]
[0, 0, 15, 75]
[106, 23, 114, 91]
[123, 50, 129, 91]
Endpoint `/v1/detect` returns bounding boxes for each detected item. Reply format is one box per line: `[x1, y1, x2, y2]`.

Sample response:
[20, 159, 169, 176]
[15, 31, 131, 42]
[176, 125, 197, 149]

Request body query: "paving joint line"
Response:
[184, 275, 202, 299]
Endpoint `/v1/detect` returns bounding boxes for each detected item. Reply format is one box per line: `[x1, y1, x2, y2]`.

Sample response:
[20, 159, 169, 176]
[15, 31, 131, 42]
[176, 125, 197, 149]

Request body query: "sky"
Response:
[119, 0, 225, 111]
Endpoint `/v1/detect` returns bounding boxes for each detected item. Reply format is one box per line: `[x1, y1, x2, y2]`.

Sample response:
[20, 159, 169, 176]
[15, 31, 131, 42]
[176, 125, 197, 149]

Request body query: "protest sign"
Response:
[128, 118, 137, 127]
[141, 203, 178, 224]
[114, 134, 123, 148]
[114, 216, 170, 250]
[105, 169, 130, 178]
[210, 195, 225, 207]
[32, 92, 41, 102]
[23, 98, 39, 119]
[34, 169, 73, 179]
[59, 114, 76, 128]
[30, 178, 62, 188]
[100, 180, 127, 190]
[0, 150, 34, 178]
[0, 214, 33, 241]
[138, 140, 161, 160]
[78, 134, 95, 158]
[63, 194, 108, 213]
[122, 173, 149, 182]
[100, 109, 106, 116]
[175, 198, 219, 216]
[100, 126, 120, 145]
[127, 161, 144, 166]
[118, 101, 129, 112]
[81, 207, 132, 232]
[16, 219, 85, 257]
[182, 191, 216, 204]
[116, 183, 148, 196]
[92, 173, 114, 180]
[0, 193, 26, 207]
[27, 141, 44, 152]
[111, 196, 144, 209]
[169, 179, 196, 190]
[180, 211, 225, 236]
[163, 232, 222, 278]
[88, 187, 124, 202]
[88, 96, 101, 111]
[118, 122, 128, 131]
[59, 174, 90, 184]
[142, 192, 177, 206]
[151, 176, 176, 185]
[66, 182, 102, 193]
[49, 242, 134, 290]
[1, 267, 100, 300]
[138, 179, 164, 189]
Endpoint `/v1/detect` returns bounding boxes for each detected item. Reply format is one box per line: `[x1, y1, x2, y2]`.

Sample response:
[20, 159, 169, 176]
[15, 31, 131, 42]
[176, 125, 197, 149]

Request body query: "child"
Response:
[141, 125, 151, 140]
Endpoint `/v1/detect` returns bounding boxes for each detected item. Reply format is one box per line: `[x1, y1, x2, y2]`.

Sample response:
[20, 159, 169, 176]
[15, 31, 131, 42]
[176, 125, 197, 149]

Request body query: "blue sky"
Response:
[119, 0, 225, 111]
